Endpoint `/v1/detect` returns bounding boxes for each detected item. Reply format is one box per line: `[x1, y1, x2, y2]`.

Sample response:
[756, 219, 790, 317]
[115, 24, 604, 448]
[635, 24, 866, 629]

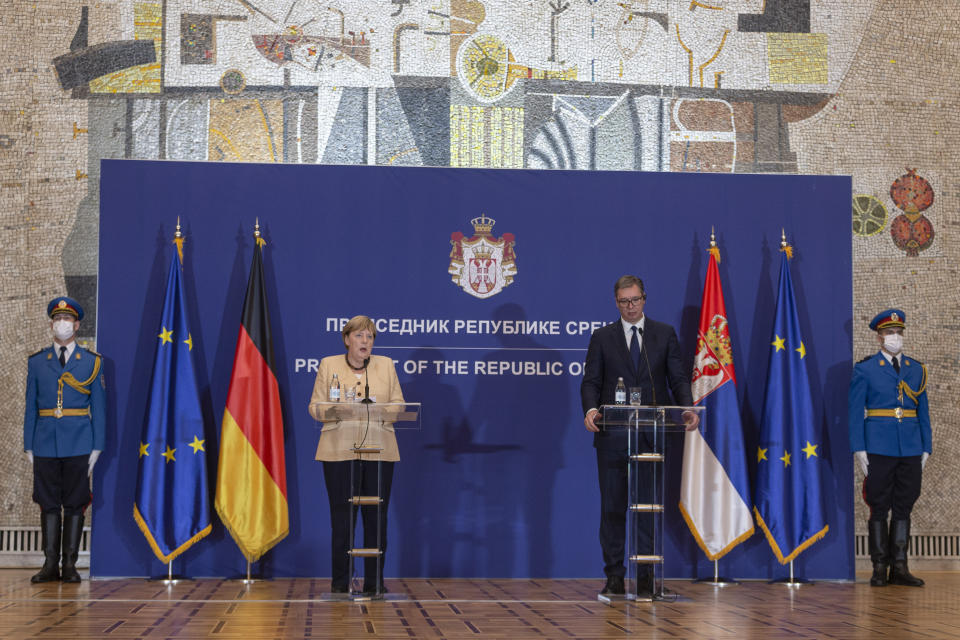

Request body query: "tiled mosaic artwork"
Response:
[1, 1, 956, 539]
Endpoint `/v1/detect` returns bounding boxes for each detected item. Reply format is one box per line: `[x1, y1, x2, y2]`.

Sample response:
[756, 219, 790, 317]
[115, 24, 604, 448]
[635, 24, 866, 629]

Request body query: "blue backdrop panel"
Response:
[96, 160, 853, 579]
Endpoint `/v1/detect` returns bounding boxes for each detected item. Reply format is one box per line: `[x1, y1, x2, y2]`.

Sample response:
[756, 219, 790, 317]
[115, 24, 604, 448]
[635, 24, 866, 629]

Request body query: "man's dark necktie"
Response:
[630, 326, 642, 371]
[893, 356, 900, 374]
[59, 346, 67, 368]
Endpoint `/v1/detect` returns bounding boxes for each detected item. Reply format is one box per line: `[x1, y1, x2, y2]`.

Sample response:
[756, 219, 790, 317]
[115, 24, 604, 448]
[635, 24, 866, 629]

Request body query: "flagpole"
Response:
[762, 230, 817, 588]
[150, 558, 192, 584]
[217, 218, 287, 583]
[162, 561, 178, 586]
[769, 560, 812, 587]
[138, 218, 208, 585]
[685, 228, 752, 588]
[694, 560, 738, 587]
[239, 224, 265, 587]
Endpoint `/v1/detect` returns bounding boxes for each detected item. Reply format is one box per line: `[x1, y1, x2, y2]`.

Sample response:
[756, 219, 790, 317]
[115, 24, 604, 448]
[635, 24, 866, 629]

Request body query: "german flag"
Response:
[215, 227, 288, 562]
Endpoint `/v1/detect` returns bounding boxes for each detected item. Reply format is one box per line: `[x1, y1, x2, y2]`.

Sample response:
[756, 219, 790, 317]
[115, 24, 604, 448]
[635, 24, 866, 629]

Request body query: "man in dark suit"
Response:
[581, 275, 694, 596]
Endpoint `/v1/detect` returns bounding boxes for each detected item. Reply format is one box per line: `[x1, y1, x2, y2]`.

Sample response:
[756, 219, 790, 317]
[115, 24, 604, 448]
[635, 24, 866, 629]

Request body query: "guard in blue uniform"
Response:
[23, 297, 105, 583]
[849, 309, 930, 587]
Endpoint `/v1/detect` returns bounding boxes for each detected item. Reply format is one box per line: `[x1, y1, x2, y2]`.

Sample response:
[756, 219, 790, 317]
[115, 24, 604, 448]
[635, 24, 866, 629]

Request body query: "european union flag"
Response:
[134, 234, 212, 563]
[754, 242, 828, 564]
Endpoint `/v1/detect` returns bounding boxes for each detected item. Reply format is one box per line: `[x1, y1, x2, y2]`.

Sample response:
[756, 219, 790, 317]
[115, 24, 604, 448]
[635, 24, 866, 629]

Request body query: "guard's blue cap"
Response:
[869, 308, 905, 331]
[47, 297, 83, 321]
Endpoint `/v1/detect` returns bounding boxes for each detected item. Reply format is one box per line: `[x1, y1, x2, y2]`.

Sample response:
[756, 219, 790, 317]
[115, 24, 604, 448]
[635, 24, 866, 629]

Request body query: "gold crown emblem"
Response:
[891, 312, 899, 321]
[58, 300, 67, 309]
[473, 243, 494, 260]
[471, 214, 495, 236]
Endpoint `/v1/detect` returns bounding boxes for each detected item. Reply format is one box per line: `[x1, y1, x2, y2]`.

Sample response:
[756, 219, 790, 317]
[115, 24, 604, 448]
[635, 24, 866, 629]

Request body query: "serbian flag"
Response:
[679, 242, 754, 560]
[214, 229, 288, 562]
[753, 239, 828, 563]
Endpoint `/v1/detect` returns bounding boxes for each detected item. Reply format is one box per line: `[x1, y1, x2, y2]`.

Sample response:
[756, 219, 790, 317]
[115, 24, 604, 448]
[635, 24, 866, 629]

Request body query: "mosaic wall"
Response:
[1, 1, 957, 541]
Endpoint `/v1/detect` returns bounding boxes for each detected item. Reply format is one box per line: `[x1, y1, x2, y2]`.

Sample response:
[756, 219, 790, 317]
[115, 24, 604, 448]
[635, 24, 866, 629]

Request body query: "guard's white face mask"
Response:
[883, 333, 903, 355]
[53, 320, 75, 341]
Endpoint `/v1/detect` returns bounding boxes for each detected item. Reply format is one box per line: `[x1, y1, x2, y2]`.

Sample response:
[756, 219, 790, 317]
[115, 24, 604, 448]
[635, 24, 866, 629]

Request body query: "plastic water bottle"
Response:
[329, 373, 341, 402]
[615, 377, 626, 405]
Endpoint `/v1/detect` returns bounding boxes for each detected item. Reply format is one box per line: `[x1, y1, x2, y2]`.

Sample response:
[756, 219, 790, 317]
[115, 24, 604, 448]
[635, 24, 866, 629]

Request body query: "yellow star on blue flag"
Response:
[189, 435, 205, 454]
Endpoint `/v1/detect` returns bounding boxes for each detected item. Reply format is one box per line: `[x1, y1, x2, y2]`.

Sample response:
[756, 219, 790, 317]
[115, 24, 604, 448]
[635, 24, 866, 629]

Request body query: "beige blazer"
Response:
[308, 354, 405, 461]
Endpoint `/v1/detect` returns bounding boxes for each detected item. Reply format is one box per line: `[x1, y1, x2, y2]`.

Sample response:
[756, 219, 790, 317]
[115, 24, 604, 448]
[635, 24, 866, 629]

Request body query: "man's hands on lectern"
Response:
[681, 410, 700, 431]
[584, 409, 601, 432]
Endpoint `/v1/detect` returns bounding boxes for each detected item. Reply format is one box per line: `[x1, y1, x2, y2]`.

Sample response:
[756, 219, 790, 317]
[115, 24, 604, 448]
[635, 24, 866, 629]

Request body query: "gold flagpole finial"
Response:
[173, 216, 185, 263]
[254, 218, 266, 248]
[780, 228, 794, 259]
[708, 226, 721, 262]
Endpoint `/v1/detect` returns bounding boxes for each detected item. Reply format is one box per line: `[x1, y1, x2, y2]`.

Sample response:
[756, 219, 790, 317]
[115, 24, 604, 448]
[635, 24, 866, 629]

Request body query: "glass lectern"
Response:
[309, 401, 421, 600]
[599, 404, 705, 602]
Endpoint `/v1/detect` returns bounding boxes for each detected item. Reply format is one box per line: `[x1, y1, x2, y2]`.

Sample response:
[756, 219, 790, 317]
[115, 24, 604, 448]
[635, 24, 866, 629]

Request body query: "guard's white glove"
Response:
[26, 450, 33, 464]
[922, 452, 929, 470]
[88, 449, 101, 476]
[854, 451, 869, 476]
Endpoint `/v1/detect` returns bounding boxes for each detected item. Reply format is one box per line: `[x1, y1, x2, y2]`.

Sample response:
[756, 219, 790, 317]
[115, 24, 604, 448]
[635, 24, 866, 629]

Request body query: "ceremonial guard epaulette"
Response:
[83, 347, 102, 358]
[857, 355, 872, 364]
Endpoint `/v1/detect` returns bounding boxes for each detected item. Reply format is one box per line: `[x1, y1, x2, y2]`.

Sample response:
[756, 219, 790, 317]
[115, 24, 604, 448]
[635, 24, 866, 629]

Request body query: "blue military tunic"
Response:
[848, 351, 931, 457]
[23, 345, 106, 457]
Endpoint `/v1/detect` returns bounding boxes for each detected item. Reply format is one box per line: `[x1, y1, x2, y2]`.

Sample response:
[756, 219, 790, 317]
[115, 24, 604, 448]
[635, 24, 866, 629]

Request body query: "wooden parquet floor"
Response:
[1, 570, 959, 639]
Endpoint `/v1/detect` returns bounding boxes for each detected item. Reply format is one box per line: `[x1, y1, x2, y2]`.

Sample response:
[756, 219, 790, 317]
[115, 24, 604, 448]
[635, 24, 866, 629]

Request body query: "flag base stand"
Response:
[769, 576, 812, 587]
[150, 576, 194, 585]
[147, 575, 194, 584]
[694, 576, 739, 586]
[769, 561, 812, 587]
[769, 576, 811, 587]
[694, 560, 739, 586]
[229, 561, 271, 584]
[148, 563, 194, 585]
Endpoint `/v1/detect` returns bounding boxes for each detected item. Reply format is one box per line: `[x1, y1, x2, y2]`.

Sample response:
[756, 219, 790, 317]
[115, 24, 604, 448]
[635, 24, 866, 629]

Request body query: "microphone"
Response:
[641, 336, 657, 406]
[361, 357, 373, 404]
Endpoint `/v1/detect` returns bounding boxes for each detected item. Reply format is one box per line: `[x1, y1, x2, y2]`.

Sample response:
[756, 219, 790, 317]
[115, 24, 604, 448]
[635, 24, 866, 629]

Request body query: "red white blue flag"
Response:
[680, 244, 754, 560]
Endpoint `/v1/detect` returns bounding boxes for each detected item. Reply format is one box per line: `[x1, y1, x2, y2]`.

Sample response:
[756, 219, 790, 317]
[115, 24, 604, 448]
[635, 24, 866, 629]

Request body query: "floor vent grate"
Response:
[0, 526, 91, 568]
[855, 533, 960, 558]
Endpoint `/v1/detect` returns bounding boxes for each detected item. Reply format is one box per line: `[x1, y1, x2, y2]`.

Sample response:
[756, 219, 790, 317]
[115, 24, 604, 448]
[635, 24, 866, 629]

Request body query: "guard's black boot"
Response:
[888, 518, 924, 587]
[31, 511, 61, 583]
[60, 513, 84, 583]
[868, 519, 889, 586]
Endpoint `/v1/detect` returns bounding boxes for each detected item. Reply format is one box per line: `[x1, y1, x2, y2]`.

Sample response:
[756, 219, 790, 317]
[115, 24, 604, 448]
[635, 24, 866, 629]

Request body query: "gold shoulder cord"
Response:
[56, 356, 102, 413]
[898, 363, 927, 404]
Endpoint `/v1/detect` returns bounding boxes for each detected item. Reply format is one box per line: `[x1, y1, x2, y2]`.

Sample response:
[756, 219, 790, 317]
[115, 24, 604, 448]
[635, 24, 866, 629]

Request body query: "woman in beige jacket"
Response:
[308, 315, 404, 594]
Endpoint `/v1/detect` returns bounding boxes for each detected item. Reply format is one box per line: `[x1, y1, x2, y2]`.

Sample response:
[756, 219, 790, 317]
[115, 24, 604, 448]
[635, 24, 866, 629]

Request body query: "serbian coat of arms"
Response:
[691, 314, 734, 402]
[448, 214, 517, 299]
